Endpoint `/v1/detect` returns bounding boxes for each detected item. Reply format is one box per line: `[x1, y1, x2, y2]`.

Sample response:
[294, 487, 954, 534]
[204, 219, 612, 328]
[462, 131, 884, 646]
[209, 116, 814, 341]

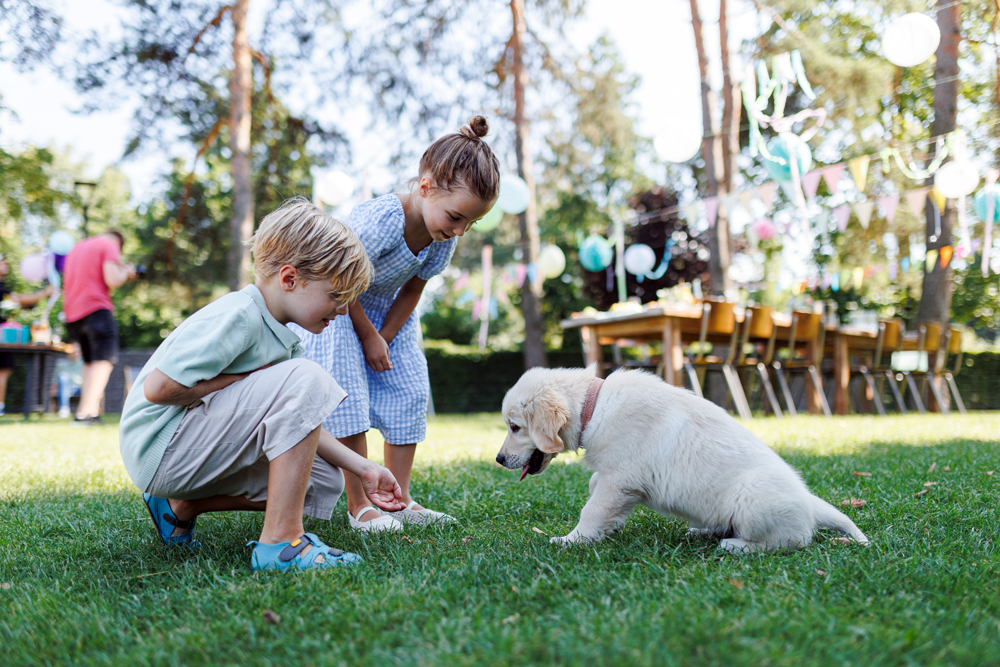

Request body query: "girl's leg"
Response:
[384, 442, 422, 509]
[338, 432, 382, 521]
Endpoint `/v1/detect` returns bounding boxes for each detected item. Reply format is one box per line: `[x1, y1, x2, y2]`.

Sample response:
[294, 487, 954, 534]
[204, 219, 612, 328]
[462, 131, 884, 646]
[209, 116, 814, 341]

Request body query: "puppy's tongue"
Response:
[519, 463, 530, 482]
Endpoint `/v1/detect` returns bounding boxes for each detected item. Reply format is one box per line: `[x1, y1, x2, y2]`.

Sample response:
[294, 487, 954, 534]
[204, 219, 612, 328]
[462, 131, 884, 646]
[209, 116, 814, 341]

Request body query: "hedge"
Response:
[953, 352, 1000, 410]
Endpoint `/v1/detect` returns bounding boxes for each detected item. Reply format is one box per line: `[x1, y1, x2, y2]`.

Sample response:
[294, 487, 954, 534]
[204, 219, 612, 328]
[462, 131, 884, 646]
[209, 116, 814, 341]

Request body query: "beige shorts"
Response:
[146, 358, 347, 520]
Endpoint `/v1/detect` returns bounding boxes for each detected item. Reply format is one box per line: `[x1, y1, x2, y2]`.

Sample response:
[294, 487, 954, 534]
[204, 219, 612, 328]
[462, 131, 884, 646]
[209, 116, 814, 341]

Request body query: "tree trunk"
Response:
[228, 0, 254, 292]
[917, 0, 960, 325]
[690, 0, 729, 295]
[511, 0, 548, 369]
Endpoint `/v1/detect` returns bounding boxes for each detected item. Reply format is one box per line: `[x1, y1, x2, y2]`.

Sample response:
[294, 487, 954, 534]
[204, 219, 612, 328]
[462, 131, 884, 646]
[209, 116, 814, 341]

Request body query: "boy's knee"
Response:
[280, 358, 341, 404]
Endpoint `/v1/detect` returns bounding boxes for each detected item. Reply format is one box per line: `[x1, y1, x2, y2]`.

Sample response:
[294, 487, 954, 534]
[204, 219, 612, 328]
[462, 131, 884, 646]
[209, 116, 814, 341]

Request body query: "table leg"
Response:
[580, 326, 604, 376]
[23, 352, 36, 421]
[661, 318, 683, 387]
[833, 333, 849, 415]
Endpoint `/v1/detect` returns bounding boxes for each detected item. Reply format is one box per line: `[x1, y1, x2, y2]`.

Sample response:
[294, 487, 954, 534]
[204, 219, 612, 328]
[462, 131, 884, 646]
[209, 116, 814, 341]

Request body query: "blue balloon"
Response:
[579, 235, 613, 272]
[761, 136, 812, 183]
[974, 185, 1000, 223]
[49, 230, 76, 255]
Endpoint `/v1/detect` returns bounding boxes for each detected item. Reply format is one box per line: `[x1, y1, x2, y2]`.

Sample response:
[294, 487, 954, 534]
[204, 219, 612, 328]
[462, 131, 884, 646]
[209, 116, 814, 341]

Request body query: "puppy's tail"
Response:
[810, 495, 869, 545]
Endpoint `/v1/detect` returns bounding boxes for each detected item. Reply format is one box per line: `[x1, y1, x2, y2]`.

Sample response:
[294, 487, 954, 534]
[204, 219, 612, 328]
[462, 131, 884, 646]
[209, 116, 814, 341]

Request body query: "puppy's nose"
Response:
[495, 453, 505, 465]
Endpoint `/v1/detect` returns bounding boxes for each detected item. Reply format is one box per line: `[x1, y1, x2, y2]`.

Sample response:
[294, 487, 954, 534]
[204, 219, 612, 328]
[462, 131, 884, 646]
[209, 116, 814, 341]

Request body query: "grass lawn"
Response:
[1, 411, 999, 666]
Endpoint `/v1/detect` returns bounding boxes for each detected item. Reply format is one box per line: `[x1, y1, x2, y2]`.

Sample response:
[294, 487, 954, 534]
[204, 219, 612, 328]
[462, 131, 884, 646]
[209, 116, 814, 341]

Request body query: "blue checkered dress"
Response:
[290, 195, 456, 443]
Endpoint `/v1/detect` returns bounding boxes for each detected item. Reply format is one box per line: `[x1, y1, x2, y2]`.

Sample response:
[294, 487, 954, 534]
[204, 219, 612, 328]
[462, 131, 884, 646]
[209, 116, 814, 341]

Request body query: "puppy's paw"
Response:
[550, 535, 570, 546]
[686, 527, 715, 538]
[720, 537, 761, 554]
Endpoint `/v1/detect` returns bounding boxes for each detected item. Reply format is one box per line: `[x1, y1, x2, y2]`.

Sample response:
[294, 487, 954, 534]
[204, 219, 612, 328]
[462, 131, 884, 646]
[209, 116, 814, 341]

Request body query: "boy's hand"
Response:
[360, 464, 405, 511]
[361, 330, 393, 372]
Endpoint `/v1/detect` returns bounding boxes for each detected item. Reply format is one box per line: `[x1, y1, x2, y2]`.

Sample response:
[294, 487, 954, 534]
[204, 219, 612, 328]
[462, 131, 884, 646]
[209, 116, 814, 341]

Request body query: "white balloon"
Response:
[655, 131, 703, 164]
[537, 244, 566, 279]
[314, 170, 355, 207]
[497, 176, 530, 214]
[882, 13, 940, 68]
[935, 161, 980, 198]
[623, 244, 656, 276]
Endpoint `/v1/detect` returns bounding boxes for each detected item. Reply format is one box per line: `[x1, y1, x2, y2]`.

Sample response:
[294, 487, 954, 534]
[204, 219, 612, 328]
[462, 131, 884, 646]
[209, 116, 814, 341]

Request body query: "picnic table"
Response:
[0, 343, 69, 420]
[560, 304, 919, 416]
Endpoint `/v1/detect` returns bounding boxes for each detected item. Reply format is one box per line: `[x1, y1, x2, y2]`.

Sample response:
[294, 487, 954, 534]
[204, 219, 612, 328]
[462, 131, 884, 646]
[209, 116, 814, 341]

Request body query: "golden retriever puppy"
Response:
[497, 365, 868, 553]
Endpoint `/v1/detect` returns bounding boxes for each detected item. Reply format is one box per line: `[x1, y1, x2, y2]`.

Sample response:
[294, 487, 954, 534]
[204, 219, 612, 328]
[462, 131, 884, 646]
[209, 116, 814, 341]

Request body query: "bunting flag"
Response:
[889, 258, 898, 280]
[757, 182, 778, 210]
[515, 263, 527, 287]
[904, 187, 930, 215]
[801, 169, 823, 199]
[926, 249, 938, 272]
[738, 190, 756, 211]
[454, 270, 470, 291]
[900, 257, 910, 273]
[878, 195, 900, 224]
[929, 186, 947, 214]
[832, 205, 850, 233]
[848, 156, 871, 192]
[831, 272, 840, 291]
[853, 200, 875, 230]
[985, 169, 998, 277]
[720, 194, 739, 219]
[939, 245, 953, 268]
[821, 273, 831, 289]
[822, 163, 846, 194]
[853, 267, 864, 290]
[683, 203, 700, 222]
[471, 300, 481, 321]
[704, 196, 720, 228]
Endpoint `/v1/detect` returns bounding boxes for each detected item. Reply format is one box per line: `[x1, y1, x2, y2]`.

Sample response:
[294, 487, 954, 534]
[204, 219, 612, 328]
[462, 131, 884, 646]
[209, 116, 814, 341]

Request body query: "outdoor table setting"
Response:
[0, 341, 70, 420]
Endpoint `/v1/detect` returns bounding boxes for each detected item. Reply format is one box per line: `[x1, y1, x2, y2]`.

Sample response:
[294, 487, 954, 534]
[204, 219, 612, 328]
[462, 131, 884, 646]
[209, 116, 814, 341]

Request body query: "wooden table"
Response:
[0, 343, 68, 420]
[561, 306, 918, 416]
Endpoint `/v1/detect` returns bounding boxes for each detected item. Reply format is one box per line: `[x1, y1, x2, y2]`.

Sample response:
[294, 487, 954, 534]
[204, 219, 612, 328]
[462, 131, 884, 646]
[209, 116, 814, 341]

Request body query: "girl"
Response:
[296, 116, 499, 531]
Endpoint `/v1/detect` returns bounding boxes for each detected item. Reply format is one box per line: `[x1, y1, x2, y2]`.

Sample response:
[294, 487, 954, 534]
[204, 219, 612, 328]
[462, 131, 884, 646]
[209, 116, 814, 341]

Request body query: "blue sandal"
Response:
[142, 493, 198, 546]
[247, 533, 363, 572]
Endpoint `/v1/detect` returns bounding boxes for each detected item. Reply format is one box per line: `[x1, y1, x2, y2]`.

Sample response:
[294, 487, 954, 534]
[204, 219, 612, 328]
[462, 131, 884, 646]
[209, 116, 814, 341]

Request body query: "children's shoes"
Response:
[248, 533, 362, 571]
[387, 500, 456, 526]
[348, 506, 403, 533]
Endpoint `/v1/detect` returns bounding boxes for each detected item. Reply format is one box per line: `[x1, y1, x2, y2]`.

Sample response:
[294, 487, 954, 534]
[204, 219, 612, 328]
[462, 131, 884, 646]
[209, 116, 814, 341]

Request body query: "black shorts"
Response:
[65, 309, 119, 364]
[0, 352, 13, 370]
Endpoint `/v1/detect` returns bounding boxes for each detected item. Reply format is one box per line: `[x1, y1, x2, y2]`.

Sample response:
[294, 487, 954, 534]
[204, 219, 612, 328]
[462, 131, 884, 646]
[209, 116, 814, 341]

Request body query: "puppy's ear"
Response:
[526, 389, 569, 454]
[585, 362, 599, 377]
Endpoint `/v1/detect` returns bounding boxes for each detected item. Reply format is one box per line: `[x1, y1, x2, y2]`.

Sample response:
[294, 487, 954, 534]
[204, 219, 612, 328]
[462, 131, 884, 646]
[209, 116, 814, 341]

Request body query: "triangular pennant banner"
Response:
[925, 249, 938, 272]
[889, 258, 898, 280]
[704, 197, 720, 228]
[720, 194, 739, 219]
[900, 257, 910, 272]
[822, 163, 846, 194]
[801, 169, 823, 199]
[683, 204, 700, 222]
[738, 190, 756, 211]
[849, 156, 871, 193]
[904, 187, 930, 215]
[853, 200, 875, 230]
[832, 205, 850, 233]
[929, 186, 947, 214]
[757, 182, 778, 210]
[879, 195, 900, 224]
[853, 267, 865, 289]
[939, 245, 953, 268]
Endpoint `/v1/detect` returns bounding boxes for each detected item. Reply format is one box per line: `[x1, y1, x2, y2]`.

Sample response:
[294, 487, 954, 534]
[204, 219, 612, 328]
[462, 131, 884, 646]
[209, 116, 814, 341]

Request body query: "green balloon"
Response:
[474, 204, 503, 232]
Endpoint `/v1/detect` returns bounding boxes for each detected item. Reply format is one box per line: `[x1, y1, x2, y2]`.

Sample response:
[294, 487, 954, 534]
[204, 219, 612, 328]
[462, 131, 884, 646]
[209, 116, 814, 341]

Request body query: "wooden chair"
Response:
[851, 318, 907, 415]
[899, 322, 946, 414]
[933, 327, 968, 415]
[683, 299, 752, 420]
[733, 305, 783, 418]
[772, 310, 832, 417]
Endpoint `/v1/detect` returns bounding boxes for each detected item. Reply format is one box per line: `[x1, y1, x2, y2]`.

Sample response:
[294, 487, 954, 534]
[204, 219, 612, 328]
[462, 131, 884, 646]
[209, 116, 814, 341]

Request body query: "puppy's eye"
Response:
[510, 424, 520, 434]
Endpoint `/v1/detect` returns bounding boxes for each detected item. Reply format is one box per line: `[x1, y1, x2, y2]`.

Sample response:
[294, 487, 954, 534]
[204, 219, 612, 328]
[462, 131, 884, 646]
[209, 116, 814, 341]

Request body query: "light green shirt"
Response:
[119, 285, 302, 491]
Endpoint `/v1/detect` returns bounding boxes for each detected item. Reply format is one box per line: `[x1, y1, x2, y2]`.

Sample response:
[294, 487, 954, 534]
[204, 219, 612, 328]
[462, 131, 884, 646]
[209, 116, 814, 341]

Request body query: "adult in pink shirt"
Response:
[62, 231, 136, 425]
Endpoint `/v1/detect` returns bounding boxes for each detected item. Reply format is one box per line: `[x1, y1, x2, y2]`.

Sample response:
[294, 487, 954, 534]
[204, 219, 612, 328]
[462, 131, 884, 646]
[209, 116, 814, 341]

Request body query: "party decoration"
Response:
[751, 218, 778, 241]
[757, 182, 778, 210]
[882, 13, 941, 68]
[682, 204, 700, 222]
[314, 170, 354, 207]
[929, 186, 947, 214]
[879, 195, 900, 224]
[935, 161, 979, 198]
[904, 187, 930, 215]
[853, 267, 864, 290]
[939, 245, 953, 268]
[762, 135, 812, 183]
[848, 156, 870, 192]
[19, 254, 47, 283]
[537, 244, 566, 280]
[497, 176, 530, 215]
[704, 197, 720, 228]
[623, 244, 656, 276]
[832, 205, 850, 233]
[738, 190, 756, 211]
[655, 130, 703, 163]
[984, 169, 999, 276]
[801, 170, 822, 198]
[822, 163, 846, 194]
[853, 200, 874, 230]
[973, 185, 1000, 223]
[579, 235, 613, 272]
[926, 249, 938, 272]
[720, 194, 739, 219]
[474, 205, 503, 232]
[49, 231, 75, 255]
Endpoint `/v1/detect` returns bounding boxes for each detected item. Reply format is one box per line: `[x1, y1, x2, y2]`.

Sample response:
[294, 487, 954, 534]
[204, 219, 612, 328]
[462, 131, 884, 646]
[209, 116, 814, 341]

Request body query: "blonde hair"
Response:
[418, 115, 500, 203]
[246, 197, 372, 301]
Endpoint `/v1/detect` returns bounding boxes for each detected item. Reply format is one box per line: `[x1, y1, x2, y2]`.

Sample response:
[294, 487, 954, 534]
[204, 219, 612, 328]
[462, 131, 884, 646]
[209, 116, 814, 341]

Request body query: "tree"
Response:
[0, 0, 62, 70]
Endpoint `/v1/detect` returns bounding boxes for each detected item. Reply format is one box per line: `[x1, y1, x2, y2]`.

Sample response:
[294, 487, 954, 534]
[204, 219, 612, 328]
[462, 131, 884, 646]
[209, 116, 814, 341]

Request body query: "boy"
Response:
[119, 199, 405, 571]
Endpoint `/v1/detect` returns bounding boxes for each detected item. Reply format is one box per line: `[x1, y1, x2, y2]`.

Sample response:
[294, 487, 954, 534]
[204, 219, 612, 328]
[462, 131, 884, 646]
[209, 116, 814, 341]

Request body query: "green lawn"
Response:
[1, 412, 999, 666]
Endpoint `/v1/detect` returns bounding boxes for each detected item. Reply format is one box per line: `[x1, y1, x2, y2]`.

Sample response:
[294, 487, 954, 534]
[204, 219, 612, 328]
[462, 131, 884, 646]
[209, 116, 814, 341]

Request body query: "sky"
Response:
[0, 0, 764, 203]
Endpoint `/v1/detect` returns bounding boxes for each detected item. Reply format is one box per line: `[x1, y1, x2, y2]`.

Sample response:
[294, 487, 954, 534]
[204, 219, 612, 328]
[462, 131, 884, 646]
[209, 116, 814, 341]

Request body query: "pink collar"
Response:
[579, 377, 604, 446]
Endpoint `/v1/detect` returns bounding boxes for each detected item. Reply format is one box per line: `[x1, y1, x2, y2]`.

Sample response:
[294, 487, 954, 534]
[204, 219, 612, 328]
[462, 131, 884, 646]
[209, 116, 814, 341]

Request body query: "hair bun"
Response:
[460, 115, 489, 140]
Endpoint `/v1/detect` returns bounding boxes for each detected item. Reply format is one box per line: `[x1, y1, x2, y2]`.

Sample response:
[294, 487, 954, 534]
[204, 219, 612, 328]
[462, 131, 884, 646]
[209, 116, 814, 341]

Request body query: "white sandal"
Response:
[387, 500, 456, 526]
[348, 506, 403, 533]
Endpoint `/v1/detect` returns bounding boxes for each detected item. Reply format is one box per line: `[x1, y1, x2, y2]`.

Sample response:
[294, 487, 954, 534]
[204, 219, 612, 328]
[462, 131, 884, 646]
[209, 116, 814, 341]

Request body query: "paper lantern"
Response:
[579, 235, 613, 272]
[314, 170, 354, 207]
[497, 176, 530, 215]
[537, 244, 566, 280]
[654, 130, 703, 164]
[751, 218, 778, 241]
[882, 13, 941, 68]
[934, 161, 980, 199]
[974, 185, 1000, 223]
[623, 243, 656, 276]
[761, 136, 812, 183]
[474, 204, 503, 232]
[49, 230, 76, 255]
[19, 254, 48, 283]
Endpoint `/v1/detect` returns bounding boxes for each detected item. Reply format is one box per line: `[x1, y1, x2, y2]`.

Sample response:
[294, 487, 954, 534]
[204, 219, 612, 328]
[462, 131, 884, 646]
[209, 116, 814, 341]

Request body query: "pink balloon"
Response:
[751, 218, 778, 241]
[19, 254, 48, 283]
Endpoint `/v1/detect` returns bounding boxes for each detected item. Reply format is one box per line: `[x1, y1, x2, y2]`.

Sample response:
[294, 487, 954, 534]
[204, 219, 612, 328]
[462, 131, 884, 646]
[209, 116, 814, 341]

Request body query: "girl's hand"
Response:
[361, 330, 393, 372]
[360, 464, 405, 511]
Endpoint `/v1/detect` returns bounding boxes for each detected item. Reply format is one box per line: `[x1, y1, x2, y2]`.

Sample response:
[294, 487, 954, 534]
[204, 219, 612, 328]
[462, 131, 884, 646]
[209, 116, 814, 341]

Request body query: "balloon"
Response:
[623, 244, 656, 276]
[934, 161, 980, 199]
[474, 204, 503, 232]
[537, 244, 566, 280]
[882, 13, 941, 68]
[314, 170, 354, 207]
[579, 235, 613, 272]
[54, 254, 67, 273]
[497, 176, 530, 215]
[761, 136, 812, 182]
[974, 185, 1000, 223]
[654, 130, 702, 164]
[751, 218, 778, 241]
[19, 254, 48, 283]
[49, 230, 76, 255]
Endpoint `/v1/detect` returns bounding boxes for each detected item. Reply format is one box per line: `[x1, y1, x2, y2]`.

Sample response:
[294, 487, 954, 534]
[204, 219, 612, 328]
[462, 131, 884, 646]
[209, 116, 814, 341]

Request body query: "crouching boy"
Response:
[119, 198, 404, 571]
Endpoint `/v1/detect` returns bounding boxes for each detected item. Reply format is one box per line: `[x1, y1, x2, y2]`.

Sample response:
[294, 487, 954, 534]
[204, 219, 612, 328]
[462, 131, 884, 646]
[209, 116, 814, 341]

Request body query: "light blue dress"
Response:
[291, 194, 456, 443]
